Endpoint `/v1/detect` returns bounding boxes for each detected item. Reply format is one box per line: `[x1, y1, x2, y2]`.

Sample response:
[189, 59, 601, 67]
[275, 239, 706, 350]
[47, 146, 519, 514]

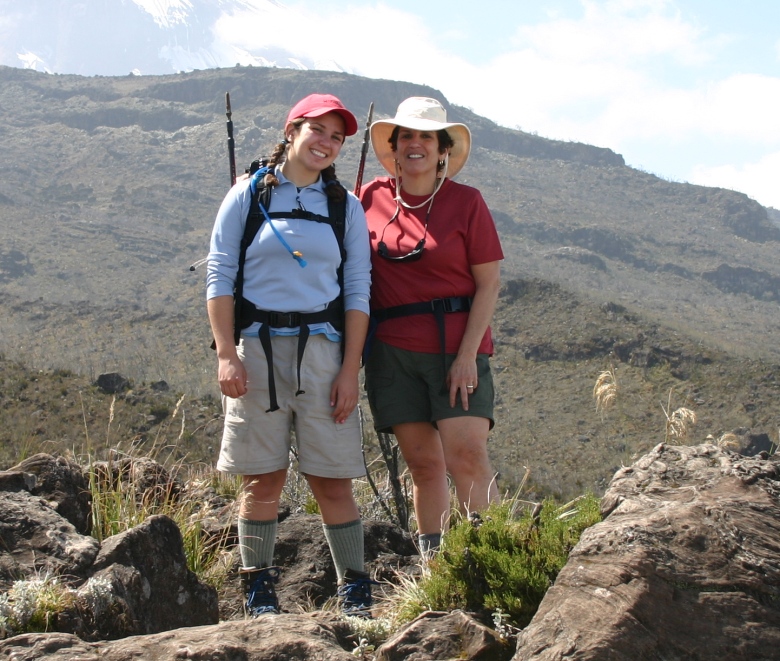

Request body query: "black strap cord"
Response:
[244, 299, 343, 412]
[370, 296, 472, 376]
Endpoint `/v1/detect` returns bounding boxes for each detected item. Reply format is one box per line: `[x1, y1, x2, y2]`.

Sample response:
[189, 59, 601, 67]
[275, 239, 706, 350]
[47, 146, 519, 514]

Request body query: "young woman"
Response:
[360, 97, 503, 555]
[206, 93, 374, 616]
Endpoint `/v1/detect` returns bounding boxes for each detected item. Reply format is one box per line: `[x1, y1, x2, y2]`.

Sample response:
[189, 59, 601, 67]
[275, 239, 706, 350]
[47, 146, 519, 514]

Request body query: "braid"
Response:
[264, 140, 287, 187]
[321, 164, 346, 202]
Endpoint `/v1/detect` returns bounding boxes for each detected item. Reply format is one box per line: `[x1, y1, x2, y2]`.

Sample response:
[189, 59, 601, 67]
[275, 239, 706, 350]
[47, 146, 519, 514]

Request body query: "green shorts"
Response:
[364, 340, 495, 434]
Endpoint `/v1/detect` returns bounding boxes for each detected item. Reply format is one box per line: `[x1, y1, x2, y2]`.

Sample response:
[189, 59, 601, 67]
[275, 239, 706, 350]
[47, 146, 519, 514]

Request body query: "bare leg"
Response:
[437, 417, 498, 515]
[240, 469, 288, 520]
[393, 422, 451, 534]
[306, 475, 360, 525]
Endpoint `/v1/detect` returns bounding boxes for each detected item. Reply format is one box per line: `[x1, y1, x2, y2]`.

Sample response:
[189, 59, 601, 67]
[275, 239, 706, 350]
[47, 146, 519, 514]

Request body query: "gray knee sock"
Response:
[238, 518, 277, 569]
[323, 519, 364, 581]
[419, 532, 441, 555]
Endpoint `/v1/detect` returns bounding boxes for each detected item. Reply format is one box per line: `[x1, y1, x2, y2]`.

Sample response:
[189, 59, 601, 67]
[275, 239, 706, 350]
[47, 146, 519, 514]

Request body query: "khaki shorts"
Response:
[365, 340, 495, 434]
[216, 334, 365, 479]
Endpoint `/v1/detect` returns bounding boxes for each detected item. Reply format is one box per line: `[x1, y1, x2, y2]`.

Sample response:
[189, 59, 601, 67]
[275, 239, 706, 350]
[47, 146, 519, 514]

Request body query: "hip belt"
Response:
[370, 296, 472, 370]
[241, 297, 343, 412]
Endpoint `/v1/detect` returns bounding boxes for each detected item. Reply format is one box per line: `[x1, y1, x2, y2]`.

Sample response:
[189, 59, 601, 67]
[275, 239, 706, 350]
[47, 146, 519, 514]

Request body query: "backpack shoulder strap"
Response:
[326, 182, 348, 259]
[325, 183, 348, 355]
[232, 167, 272, 344]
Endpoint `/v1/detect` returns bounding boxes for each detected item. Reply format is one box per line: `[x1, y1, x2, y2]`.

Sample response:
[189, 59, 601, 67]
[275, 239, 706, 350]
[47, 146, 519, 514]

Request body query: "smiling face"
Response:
[391, 127, 452, 183]
[283, 112, 346, 185]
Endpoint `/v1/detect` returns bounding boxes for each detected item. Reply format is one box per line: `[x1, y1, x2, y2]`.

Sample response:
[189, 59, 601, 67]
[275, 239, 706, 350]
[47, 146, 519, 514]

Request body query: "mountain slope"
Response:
[0, 64, 778, 498]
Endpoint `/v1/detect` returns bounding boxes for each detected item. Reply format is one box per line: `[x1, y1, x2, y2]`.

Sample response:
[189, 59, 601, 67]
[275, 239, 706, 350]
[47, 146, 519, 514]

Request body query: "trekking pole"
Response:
[189, 93, 236, 273]
[226, 92, 237, 187]
[353, 102, 374, 197]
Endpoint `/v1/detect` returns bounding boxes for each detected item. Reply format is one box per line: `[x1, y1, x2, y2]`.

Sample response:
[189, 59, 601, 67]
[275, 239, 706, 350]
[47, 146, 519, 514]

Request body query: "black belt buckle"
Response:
[434, 297, 467, 313]
[268, 311, 300, 328]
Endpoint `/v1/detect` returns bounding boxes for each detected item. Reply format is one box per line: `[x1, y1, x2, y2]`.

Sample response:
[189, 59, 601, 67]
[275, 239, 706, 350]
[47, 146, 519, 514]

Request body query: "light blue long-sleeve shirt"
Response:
[206, 167, 371, 337]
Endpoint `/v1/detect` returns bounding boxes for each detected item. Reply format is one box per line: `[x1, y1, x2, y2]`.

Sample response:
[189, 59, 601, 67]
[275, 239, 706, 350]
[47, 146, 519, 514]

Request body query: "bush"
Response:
[403, 494, 601, 628]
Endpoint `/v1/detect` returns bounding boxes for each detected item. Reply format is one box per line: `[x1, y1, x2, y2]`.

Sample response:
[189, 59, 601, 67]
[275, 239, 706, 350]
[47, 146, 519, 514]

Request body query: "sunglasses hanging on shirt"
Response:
[377, 179, 438, 262]
[377, 205, 429, 262]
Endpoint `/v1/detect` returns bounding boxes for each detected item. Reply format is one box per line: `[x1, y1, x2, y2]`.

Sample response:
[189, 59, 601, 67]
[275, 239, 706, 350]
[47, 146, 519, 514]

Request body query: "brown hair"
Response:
[388, 125, 454, 173]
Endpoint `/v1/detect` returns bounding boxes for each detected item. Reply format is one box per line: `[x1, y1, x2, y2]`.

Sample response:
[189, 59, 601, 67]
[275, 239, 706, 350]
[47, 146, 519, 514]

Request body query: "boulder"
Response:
[0, 613, 355, 660]
[89, 514, 219, 637]
[374, 609, 512, 661]
[256, 515, 418, 613]
[513, 443, 780, 660]
[9, 453, 92, 534]
[94, 373, 131, 394]
[0, 475, 99, 592]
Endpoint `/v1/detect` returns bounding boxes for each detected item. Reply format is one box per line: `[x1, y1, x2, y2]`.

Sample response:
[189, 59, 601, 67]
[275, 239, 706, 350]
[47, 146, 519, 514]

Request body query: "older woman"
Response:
[360, 97, 503, 555]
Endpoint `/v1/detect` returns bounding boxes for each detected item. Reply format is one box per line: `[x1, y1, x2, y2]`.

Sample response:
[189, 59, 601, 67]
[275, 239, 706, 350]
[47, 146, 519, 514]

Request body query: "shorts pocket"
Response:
[222, 397, 250, 445]
[365, 345, 395, 391]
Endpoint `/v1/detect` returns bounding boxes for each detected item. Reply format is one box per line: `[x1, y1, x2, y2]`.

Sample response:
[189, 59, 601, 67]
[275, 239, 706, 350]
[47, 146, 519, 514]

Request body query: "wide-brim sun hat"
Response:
[286, 93, 358, 137]
[370, 97, 471, 178]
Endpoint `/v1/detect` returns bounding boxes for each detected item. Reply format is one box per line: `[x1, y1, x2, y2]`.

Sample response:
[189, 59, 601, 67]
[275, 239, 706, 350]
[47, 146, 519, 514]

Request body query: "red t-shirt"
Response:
[360, 177, 504, 354]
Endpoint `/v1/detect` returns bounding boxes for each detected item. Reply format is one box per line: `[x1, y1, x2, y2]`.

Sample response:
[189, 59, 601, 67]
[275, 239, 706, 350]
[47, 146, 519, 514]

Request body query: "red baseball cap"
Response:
[286, 93, 358, 136]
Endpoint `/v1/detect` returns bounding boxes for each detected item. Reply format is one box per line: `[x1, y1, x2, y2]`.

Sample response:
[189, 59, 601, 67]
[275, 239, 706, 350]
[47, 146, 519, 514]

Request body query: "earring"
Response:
[438, 160, 445, 167]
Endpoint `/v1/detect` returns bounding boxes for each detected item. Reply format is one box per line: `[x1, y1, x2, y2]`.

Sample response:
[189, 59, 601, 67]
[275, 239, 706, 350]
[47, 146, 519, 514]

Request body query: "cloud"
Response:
[208, 0, 780, 208]
[691, 152, 780, 210]
[514, 0, 715, 66]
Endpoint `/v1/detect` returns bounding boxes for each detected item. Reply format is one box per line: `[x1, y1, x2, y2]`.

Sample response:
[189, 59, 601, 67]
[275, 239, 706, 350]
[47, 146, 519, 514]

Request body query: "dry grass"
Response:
[593, 367, 618, 415]
[661, 389, 697, 444]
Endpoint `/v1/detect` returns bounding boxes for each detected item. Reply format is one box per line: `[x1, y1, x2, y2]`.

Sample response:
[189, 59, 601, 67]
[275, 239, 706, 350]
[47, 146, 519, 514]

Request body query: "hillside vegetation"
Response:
[1, 65, 779, 499]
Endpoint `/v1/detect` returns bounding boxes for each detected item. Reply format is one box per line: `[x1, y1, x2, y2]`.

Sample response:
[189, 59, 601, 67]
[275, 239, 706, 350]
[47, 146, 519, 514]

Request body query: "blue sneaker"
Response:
[241, 566, 281, 616]
[338, 569, 379, 618]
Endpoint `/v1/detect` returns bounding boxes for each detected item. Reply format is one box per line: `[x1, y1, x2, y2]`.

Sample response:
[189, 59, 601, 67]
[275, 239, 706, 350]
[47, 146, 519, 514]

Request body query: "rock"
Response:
[89, 514, 219, 637]
[374, 609, 512, 661]
[268, 515, 418, 613]
[513, 443, 780, 661]
[0, 470, 36, 492]
[9, 453, 92, 534]
[741, 432, 775, 456]
[0, 479, 99, 592]
[0, 613, 355, 660]
[89, 455, 181, 509]
[95, 373, 131, 393]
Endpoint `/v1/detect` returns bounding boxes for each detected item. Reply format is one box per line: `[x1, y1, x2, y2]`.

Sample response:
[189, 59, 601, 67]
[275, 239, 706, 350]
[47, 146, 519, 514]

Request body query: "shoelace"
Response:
[246, 567, 280, 614]
[338, 576, 378, 610]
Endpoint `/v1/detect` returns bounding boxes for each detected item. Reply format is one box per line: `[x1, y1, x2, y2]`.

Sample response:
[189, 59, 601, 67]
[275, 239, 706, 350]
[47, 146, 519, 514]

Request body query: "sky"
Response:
[217, 0, 780, 209]
[2, 0, 778, 210]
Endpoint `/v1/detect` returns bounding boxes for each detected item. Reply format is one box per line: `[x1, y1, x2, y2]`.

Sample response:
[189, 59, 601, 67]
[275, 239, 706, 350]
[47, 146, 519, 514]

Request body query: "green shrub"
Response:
[404, 494, 601, 628]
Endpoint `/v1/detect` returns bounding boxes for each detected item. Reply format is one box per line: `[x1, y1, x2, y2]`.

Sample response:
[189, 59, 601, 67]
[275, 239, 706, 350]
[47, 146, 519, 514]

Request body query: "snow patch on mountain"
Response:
[0, 0, 344, 76]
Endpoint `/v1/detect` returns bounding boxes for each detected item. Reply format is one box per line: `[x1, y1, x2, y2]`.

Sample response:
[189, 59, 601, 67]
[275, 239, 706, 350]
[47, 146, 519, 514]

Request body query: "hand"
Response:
[330, 367, 359, 424]
[446, 354, 478, 411]
[218, 356, 247, 398]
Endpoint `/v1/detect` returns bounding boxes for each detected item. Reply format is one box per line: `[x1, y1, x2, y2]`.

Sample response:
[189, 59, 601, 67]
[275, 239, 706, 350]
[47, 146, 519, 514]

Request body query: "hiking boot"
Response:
[337, 568, 379, 618]
[241, 566, 281, 616]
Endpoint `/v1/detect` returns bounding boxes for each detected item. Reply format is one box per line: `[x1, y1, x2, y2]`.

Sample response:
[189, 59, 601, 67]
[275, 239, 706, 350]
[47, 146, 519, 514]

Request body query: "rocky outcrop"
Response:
[374, 610, 512, 661]
[0, 614, 356, 661]
[9, 453, 92, 534]
[0, 454, 218, 640]
[513, 443, 780, 660]
[0, 467, 99, 591]
[702, 263, 780, 303]
[4, 446, 780, 660]
[89, 515, 219, 637]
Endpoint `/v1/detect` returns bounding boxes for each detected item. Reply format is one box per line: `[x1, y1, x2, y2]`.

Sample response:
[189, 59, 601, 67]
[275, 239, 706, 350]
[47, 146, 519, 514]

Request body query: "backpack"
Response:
[230, 163, 348, 345]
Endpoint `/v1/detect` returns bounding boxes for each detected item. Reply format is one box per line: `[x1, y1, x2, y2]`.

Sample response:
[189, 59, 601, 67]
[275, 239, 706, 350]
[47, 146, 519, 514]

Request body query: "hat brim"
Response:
[297, 107, 358, 137]
[370, 118, 471, 178]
